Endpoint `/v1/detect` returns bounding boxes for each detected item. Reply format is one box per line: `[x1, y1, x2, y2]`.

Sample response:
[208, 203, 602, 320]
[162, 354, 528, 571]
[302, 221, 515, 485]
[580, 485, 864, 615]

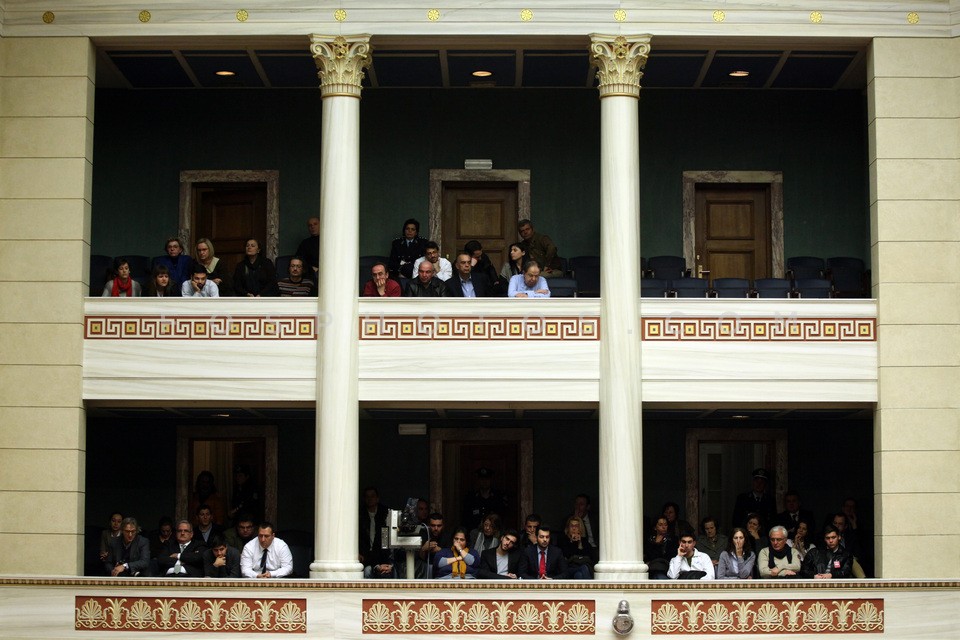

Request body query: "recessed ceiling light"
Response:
[215, 70, 236, 76]
[212, 413, 231, 418]
[730, 414, 750, 419]
[729, 70, 750, 77]
[472, 70, 493, 77]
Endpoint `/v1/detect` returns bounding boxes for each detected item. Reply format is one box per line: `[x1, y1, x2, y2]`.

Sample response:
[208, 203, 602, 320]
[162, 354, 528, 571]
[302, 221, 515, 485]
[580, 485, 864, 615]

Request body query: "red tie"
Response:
[539, 550, 546, 578]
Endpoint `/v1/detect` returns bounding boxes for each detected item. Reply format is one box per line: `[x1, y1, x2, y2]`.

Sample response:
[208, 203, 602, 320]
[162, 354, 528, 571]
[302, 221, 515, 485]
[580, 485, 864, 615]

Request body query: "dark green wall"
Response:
[92, 87, 867, 264]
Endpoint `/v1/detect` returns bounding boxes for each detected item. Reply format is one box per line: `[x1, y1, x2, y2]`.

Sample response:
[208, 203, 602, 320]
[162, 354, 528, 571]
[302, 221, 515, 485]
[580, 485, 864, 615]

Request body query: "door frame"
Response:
[428, 169, 531, 242]
[429, 427, 533, 528]
[684, 426, 788, 528]
[179, 170, 280, 261]
[682, 171, 784, 278]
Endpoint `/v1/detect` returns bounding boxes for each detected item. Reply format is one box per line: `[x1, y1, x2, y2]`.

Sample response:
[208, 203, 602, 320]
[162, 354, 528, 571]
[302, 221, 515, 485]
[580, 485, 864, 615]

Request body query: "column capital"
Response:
[309, 34, 372, 98]
[589, 34, 651, 99]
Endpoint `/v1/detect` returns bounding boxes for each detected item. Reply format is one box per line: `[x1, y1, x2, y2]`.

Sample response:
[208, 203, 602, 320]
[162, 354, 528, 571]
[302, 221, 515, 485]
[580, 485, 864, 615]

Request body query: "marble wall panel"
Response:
[871, 117, 960, 161]
[877, 366, 960, 409]
[0, 199, 91, 240]
[871, 77, 959, 119]
[0, 324, 84, 365]
[0, 407, 85, 449]
[0, 77, 94, 118]
[872, 200, 960, 243]
[0, 117, 90, 159]
[0, 449, 83, 492]
[869, 36, 959, 79]
[0, 158, 91, 199]
[874, 407, 960, 451]
[877, 324, 960, 367]
[873, 159, 960, 201]
[0, 36, 94, 77]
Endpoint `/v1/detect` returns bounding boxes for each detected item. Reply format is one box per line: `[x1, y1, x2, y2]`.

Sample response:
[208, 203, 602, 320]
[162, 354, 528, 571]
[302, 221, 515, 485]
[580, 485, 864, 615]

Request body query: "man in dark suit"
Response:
[518, 525, 567, 579]
[446, 253, 493, 297]
[774, 490, 815, 539]
[157, 520, 207, 577]
[104, 517, 152, 577]
[203, 535, 241, 578]
[731, 468, 776, 530]
[477, 530, 521, 579]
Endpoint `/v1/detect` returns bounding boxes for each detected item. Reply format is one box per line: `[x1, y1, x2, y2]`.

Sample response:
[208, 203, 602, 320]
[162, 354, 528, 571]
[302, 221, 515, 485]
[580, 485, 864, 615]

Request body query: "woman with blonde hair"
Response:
[195, 237, 232, 295]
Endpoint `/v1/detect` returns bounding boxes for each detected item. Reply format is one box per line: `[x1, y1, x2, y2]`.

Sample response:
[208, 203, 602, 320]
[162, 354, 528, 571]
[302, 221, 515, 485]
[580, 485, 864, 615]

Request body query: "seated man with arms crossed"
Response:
[758, 525, 801, 578]
[157, 520, 206, 577]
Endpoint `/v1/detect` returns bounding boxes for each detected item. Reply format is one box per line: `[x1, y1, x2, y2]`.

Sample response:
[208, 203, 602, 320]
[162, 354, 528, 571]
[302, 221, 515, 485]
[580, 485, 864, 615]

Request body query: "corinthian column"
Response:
[308, 34, 371, 579]
[589, 34, 651, 581]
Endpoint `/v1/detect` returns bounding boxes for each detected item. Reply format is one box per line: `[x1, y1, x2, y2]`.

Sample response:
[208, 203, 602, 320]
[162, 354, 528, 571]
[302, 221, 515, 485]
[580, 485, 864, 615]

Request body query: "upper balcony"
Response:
[82, 297, 877, 405]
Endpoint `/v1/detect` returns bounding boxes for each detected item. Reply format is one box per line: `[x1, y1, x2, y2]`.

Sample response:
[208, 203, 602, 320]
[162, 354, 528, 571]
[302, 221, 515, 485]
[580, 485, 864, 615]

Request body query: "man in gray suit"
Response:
[104, 517, 151, 577]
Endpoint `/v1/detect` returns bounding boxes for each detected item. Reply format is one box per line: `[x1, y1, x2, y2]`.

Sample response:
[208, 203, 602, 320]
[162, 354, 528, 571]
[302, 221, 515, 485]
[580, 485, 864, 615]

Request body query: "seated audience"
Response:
[194, 503, 225, 544]
[521, 513, 542, 548]
[508, 260, 551, 298]
[662, 502, 694, 540]
[787, 519, 815, 562]
[153, 237, 193, 289]
[468, 513, 502, 553]
[412, 241, 453, 282]
[758, 525, 800, 578]
[203, 534, 241, 578]
[518, 525, 567, 579]
[362, 261, 402, 297]
[241, 522, 293, 578]
[104, 517, 151, 577]
[565, 493, 598, 550]
[464, 240, 503, 292]
[295, 216, 320, 277]
[181, 264, 220, 297]
[157, 520, 206, 577]
[145, 265, 177, 297]
[388, 218, 428, 279]
[558, 516, 595, 579]
[99, 511, 123, 564]
[419, 512, 451, 578]
[667, 531, 715, 580]
[433, 528, 480, 579]
[517, 219, 562, 278]
[799, 525, 853, 579]
[745, 512, 768, 557]
[148, 516, 174, 561]
[644, 516, 674, 579]
[233, 238, 279, 297]
[716, 527, 755, 579]
[102, 257, 142, 297]
[476, 530, 521, 579]
[500, 243, 527, 283]
[404, 260, 448, 297]
[195, 237, 232, 295]
[446, 253, 493, 297]
[695, 516, 727, 566]
[225, 514, 257, 552]
[278, 256, 316, 297]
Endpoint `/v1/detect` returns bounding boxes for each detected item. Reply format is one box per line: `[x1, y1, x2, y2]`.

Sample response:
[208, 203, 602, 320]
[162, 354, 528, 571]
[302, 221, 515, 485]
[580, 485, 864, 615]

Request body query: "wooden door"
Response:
[193, 183, 267, 277]
[441, 183, 517, 268]
[694, 184, 771, 281]
[443, 441, 521, 531]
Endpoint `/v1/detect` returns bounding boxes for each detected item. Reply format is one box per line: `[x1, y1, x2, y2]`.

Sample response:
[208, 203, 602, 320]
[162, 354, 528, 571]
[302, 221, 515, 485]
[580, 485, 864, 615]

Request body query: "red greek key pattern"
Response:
[361, 599, 594, 634]
[75, 596, 306, 632]
[642, 317, 875, 341]
[651, 599, 883, 634]
[85, 316, 316, 340]
[360, 316, 599, 340]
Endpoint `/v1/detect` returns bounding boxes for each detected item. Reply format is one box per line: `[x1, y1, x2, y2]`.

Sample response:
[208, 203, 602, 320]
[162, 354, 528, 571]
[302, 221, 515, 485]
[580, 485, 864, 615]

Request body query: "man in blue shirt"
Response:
[508, 260, 551, 298]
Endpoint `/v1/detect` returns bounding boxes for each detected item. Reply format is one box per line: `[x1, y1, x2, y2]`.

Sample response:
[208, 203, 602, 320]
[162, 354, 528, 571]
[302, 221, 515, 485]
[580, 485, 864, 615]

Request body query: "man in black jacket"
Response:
[477, 530, 521, 579]
[446, 253, 493, 297]
[800, 525, 853, 579]
[157, 520, 207, 577]
[404, 260, 448, 297]
[203, 535, 241, 578]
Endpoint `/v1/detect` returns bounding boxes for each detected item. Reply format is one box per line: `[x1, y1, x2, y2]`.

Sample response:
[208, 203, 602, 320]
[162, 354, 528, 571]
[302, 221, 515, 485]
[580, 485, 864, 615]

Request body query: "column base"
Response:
[310, 560, 364, 580]
[593, 560, 649, 581]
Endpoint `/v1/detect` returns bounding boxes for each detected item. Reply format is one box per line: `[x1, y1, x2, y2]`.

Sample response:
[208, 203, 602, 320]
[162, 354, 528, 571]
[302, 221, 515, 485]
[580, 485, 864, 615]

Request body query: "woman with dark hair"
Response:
[195, 237, 232, 296]
[433, 527, 480, 579]
[145, 265, 177, 297]
[233, 238, 279, 297]
[716, 527, 755, 579]
[388, 218, 427, 279]
[696, 515, 727, 566]
[744, 512, 768, 556]
[499, 243, 527, 282]
[787, 519, 815, 562]
[643, 516, 674, 580]
[101, 257, 141, 297]
[98, 511, 123, 564]
[153, 237, 193, 288]
[468, 513, 501, 552]
[661, 502, 693, 539]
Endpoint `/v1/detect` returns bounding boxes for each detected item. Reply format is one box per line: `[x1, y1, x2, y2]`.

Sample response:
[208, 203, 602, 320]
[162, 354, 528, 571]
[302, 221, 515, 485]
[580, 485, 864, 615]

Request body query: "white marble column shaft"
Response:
[309, 35, 370, 579]
[590, 34, 650, 581]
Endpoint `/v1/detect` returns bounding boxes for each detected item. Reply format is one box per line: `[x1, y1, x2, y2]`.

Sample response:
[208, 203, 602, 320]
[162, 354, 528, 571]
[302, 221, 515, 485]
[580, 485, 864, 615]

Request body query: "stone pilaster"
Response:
[308, 34, 370, 579]
[589, 34, 650, 581]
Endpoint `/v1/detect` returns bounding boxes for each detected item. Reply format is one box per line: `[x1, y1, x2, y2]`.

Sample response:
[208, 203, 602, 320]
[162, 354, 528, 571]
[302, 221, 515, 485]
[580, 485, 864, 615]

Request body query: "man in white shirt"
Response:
[412, 241, 452, 281]
[241, 522, 293, 579]
[181, 266, 219, 297]
[667, 532, 715, 580]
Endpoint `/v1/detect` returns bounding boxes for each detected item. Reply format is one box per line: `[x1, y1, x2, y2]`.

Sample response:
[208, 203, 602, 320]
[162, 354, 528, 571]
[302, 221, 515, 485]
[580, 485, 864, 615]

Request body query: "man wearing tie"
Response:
[518, 525, 567, 580]
[157, 520, 206, 577]
[241, 522, 293, 579]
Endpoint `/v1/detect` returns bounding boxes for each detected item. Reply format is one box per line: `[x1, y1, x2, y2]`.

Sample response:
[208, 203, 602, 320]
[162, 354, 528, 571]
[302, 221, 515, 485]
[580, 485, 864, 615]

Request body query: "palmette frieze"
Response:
[651, 598, 883, 634]
[310, 34, 372, 97]
[589, 34, 651, 98]
[361, 599, 594, 634]
[75, 596, 306, 633]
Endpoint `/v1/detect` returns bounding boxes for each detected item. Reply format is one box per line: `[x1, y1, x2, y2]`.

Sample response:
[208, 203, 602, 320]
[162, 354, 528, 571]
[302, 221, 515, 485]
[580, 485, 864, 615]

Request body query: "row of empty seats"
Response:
[643, 277, 842, 298]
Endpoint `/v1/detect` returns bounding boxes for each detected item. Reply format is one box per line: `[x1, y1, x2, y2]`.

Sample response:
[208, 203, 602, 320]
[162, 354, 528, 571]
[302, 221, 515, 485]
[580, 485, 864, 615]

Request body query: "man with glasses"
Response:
[477, 529, 522, 579]
[758, 525, 801, 578]
[104, 517, 151, 577]
[800, 525, 853, 579]
[158, 520, 207, 577]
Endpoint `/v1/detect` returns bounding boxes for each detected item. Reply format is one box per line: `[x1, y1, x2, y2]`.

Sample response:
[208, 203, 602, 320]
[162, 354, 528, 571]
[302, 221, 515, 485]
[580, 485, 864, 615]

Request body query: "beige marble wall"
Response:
[869, 36, 960, 578]
[0, 36, 94, 574]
